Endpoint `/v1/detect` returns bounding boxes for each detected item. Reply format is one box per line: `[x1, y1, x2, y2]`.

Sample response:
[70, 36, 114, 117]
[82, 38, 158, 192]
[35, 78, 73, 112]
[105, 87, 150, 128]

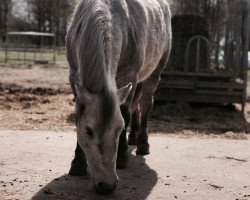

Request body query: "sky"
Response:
[12, 0, 28, 18]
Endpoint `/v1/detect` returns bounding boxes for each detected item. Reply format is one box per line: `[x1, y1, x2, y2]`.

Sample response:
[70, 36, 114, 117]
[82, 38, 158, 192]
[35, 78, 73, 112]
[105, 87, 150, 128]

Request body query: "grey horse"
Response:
[66, 0, 171, 194]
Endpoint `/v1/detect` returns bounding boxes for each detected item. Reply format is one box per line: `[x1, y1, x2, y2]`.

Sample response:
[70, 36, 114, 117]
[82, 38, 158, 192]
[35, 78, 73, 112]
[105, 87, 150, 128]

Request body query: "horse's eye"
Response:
[86, 127, 94, 138]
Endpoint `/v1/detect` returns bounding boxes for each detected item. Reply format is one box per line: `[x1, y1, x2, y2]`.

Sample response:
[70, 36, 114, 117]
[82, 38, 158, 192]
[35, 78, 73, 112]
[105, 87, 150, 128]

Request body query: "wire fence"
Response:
[0, 32, 68, 66]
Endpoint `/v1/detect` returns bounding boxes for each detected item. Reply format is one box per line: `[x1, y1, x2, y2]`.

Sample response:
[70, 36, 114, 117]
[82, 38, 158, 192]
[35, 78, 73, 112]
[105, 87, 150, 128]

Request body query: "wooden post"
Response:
[5, 42, 8, 63]
[224, 3, 230, 71]
[4, 33, 8, 63]
[234, 14, 241, 78]
[34, 36, 37, 64]
[195, 38, 201, 72]
[17, 34, 20, 63]
[40, 36, 44, 60]
[24, 35, 27, 64]
[53, 35, 56, 64]
[241, 0, 250, 114]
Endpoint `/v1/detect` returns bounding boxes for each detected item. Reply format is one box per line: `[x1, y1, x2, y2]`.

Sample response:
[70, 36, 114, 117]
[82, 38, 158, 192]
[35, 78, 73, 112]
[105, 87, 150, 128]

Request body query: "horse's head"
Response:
[75, 83, 132, 194]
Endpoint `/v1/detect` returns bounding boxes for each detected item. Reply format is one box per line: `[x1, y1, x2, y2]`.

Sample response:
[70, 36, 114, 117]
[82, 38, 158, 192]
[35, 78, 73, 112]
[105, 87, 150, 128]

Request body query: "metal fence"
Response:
[0, 32, 57, 65]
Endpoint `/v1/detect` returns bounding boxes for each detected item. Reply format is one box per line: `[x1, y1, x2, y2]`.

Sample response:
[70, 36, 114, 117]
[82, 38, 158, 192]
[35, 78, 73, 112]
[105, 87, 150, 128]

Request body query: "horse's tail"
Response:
[68, 0, 111, 92]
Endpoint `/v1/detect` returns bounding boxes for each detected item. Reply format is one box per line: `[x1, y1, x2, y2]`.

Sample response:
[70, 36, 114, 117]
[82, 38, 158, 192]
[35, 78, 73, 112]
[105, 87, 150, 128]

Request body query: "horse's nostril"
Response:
[96, 181, 117, 194]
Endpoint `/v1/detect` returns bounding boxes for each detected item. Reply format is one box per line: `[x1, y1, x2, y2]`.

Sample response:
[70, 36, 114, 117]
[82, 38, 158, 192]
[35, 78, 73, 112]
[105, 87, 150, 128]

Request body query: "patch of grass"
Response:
[0, 50, 67, 66]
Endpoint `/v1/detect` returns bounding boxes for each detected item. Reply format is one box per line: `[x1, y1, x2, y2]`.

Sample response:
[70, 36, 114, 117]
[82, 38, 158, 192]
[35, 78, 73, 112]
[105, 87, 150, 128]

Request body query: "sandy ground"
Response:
[0, 131, 249, 200]
[0, 66, 74, 132]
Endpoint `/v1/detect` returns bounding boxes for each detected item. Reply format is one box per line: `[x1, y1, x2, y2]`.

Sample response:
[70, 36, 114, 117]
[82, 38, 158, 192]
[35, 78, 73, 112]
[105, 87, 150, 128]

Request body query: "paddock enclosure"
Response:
[0, 32, 57, 65]
[156, 0, 250, 112]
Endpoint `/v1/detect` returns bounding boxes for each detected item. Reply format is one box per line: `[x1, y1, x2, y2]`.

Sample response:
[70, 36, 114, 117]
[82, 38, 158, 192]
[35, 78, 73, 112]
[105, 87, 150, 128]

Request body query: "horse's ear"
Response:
[117, 83, 132, 105]
[75, 83, 93, 104]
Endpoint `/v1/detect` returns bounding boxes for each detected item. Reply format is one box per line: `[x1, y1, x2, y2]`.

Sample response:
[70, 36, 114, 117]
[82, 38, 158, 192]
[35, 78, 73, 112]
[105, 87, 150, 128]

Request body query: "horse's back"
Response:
[112, 0, 171, 84]
[66, 0, 171, 87]
[137, 0, 171, 81]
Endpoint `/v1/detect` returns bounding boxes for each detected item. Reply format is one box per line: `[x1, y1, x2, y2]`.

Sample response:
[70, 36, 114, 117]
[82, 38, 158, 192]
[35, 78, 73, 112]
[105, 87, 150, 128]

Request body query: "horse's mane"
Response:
[69, 0, 115, 131]
[70, 0, 111, 93]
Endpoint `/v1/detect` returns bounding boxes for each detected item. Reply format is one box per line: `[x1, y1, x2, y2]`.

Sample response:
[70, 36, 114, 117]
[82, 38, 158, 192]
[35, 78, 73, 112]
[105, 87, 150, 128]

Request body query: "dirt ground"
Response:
[0, 66, 74, 132]
[0, 65, 249, 137]
[0, 65, 250, 200]
[0, 131, 249, 200]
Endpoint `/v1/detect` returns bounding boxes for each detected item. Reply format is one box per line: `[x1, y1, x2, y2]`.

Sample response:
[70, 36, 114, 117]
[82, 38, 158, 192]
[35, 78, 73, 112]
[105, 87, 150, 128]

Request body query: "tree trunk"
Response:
[0, 0, 11, 42]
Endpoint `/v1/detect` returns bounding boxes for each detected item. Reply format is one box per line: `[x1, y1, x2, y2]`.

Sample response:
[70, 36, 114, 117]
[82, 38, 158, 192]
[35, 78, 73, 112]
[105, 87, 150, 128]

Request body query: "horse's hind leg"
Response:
[128, 83, 142, 145]
[136, 53, 169, 155]
[136, 82, 157, 155]
[128, 106, 140, 145]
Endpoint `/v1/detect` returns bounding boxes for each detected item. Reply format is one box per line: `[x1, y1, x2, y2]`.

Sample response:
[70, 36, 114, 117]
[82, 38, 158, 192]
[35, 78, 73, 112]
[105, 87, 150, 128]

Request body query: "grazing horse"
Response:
[66, 0, 171, 194]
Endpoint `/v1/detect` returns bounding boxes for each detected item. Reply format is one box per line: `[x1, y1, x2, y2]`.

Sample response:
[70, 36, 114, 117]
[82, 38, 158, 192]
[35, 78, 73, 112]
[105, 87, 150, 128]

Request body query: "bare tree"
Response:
[52, 0, 74, 46]
[0, 0, 12, 42]
[27, 0, 73, 46]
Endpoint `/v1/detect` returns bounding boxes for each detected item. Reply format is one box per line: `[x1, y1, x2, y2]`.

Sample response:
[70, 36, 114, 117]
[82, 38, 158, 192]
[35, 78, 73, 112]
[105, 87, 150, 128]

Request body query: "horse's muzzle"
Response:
[94, 180, 118, 194]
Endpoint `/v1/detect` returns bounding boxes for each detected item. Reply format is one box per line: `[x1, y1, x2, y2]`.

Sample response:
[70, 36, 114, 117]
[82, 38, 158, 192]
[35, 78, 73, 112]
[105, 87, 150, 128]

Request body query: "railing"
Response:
[0, 45, 56, 65]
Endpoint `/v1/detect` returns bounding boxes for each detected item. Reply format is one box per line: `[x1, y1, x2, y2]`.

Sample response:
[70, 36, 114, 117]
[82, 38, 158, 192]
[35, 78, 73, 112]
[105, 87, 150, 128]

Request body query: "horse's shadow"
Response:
[31, 146, 158, 200]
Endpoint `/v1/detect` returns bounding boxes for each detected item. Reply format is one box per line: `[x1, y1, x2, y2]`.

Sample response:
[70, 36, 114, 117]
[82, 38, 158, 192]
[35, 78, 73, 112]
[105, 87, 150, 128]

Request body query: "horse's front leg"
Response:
[136, 76, 161, 155]
[116, 83, 137, 169]
[128, 106, 141, 145]
[68, 81, 88, 176]
[69, 142, 88, 176]
[116, 105, 131, 169]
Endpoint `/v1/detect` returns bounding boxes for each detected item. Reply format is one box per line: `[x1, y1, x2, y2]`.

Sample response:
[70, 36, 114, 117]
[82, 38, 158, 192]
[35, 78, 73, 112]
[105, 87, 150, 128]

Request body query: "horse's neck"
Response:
[72, 0, 112, 93]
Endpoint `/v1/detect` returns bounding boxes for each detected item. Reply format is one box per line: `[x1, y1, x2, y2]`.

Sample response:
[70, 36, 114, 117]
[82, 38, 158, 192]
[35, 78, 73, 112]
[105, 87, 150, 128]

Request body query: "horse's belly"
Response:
[137, 50, 163, 82]
[138, 63, 157, 82]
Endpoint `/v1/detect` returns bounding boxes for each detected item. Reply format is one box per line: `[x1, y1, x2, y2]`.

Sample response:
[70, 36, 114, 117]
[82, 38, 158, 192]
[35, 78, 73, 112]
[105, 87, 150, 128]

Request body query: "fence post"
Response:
[241, 0, 250, 113]
[53, 35, 56, 64]
[5, 42, 8, 63]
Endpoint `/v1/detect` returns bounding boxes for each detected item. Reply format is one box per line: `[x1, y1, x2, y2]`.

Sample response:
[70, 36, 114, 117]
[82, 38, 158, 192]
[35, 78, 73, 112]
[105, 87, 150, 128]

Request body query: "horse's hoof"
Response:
[69, 163, 87, 176]
[128, 135, 137, 145]
[136, 144, 150, 155]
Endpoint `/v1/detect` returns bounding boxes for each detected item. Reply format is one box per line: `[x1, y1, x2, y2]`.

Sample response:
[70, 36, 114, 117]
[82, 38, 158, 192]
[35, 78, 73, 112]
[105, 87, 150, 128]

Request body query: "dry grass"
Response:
[150, 102, 249, 139]
[0, 66, 249, 139]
